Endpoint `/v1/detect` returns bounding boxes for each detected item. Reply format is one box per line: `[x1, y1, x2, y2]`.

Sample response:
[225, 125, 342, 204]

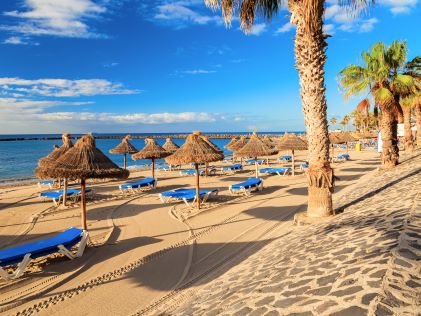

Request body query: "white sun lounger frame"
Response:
[229, 179, 264, 197]
[0, 231, 89, 281]
[119, 179, 157, 195]
[40, 189, 94, 207]
[159, 190, 219, 207]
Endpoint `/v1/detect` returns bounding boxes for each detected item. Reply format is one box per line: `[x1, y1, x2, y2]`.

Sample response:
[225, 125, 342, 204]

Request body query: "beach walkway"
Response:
[1, 151, 419, 315]
[164, 153, 421, 315]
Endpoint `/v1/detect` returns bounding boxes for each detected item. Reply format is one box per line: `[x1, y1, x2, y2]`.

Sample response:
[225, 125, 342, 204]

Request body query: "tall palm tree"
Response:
[339, 41, 417, 168]
[400, 96, 415, 152]
[204, 0, 373, 218]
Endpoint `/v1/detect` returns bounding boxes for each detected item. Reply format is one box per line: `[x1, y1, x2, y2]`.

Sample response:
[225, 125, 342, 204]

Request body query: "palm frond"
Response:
[392, 74, 416, 97]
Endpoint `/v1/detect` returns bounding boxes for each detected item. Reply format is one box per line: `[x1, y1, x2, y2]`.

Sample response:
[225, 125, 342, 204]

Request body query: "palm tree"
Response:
[400, 96, 415, 152]
[203, 0, 373, 218]
[356, 98, 370, 131]
[330, 117, 337, 129]
[339, 41, 417, 168]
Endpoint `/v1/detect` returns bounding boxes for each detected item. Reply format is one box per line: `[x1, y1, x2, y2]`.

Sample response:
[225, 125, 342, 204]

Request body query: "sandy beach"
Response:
[1, 149, 418, 315]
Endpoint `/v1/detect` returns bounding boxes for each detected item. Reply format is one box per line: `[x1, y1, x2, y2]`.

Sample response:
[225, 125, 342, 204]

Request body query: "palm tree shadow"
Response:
[335, 167, 420, 214]
[244, 206, 299, 221]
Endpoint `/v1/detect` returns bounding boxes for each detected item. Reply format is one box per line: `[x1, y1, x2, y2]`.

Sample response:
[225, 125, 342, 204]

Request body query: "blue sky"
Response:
[0, 0, 420, 134]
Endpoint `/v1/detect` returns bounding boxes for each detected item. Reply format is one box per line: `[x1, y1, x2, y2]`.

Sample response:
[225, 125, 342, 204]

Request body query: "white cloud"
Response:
[378, 0, 417, 14]
[3, 36, 38, 45]
[323, 23, 335, 35]
[0, 97, 92, 110]
[247, 23, 267, 36]
[1, 0, 107, 38]
[0, 78, 139, 97]
[154, 2, 222, 27]
[359, 18, 378, 32]
[182, 69, 216, 74]
[275, 22, 294, 34]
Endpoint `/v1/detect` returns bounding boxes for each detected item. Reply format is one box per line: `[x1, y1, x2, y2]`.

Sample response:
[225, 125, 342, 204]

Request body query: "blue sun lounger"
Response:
[300, 164, 309, 170]
[259, 167, 291, 176]
[229, 178, 264, 196]
[278, 155, 292, 162]
[119, 177, 157, 194]
[39, 188, 93, 206]
[0, 227, 88, 280]
[245, 159, 265, 165]
[37, 180, 55, 189]
[333, 153, 350, 162]
[180, 169, 204, 176]
[159, 188, 219, 207]
[221, 163, 243, 174]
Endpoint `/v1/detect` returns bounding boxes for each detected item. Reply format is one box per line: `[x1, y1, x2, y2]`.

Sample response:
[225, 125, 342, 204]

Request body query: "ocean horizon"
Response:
[0, 131, 305, 183]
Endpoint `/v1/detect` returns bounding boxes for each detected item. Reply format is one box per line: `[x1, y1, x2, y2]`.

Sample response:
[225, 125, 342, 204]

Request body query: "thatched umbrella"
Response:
[200, 134, 223, 176]
[166, 131, 223, 209]
[132, 138, 170, 178]
[109, 135, 138, 170]
[235, 132, 277, 177]
[336, 132, 356, 153]
[329, 133, 343, 158]
[162, 138, 180, 153]
[263, 135, 275, 148]
[276, 134, 308, 176]
[35, 135, 128, 230]
[229, 136, 247, 151]
[225, 137, 238, 150]
[37, 133, 74, 206]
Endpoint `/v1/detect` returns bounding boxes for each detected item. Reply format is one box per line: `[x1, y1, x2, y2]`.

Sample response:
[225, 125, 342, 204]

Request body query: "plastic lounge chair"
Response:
[119, 177, 157, 194]
[277, 156, 292, 162]
[0, 227, 88, 280]
[245, 159, 265, 165]
[157, 165, 172, 171]
[333, 154, 350, 162]
[259, 167, 291, 176]
[179, 169, 204, 176]
[300, 164, 309, 171]
[39, 188, 93, 206]
[221, 163, 243, 174]
[159, 188, 219, 207]
[38, 180, 54, 189]
[229, 178, 264, 196]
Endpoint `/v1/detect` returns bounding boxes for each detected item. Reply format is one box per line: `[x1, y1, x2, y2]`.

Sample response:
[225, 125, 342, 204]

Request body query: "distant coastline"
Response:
[0, 131, 305, 142]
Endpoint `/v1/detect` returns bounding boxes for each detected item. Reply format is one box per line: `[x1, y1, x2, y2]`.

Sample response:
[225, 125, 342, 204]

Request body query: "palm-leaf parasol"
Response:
[276, 134, 308, 176]
[224, 137, 238, 150]
[132, 138, 170, 178]
[109, 135, 138, 170]
[235, 131, 278, 177]
[37, 133, 74, 206]
[162, 138, 180, 153]
[336, 132, 356, 153]
[35, 134, 129, 230]
[199, 133, 223, 176]
[166, 131, 223, 209]
[262, 135, 276, 148]
[329, 133, 344, 158]
[229, 136, 247, 150]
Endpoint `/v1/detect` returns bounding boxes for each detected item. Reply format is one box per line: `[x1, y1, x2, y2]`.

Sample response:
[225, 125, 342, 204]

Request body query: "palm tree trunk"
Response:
[403, 106, 414, 153]
[291, 8, 334, 218]
[380, 109, 399, 168]
[415, 103, 421, 148]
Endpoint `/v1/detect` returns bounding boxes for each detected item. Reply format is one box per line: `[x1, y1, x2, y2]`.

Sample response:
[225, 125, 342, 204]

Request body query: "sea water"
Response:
[0, 132, 304, 183]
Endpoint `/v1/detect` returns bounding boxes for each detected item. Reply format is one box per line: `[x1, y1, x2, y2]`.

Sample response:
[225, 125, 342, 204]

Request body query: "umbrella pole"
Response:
[255, 159, 258, 178]
[124, 153, 127, 170]
[81, 178, 87, 230]
[205, 163, 208, 177]
[346, 142, 348, 153]
[152, 158, 155, 179]
[63, 178, 68, 206]
[292, 149, 295, 176]
[195, 163, 200, 209]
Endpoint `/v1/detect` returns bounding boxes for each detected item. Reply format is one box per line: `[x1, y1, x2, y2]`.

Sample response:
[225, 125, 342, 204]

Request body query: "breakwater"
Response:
[0, 133, 290, 142]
